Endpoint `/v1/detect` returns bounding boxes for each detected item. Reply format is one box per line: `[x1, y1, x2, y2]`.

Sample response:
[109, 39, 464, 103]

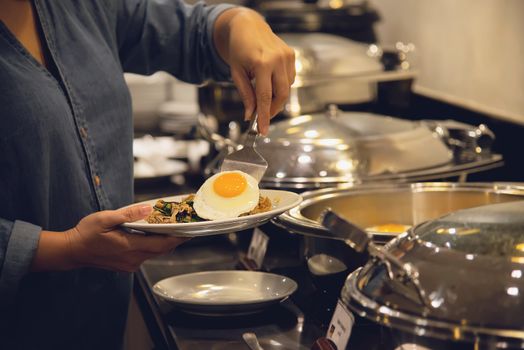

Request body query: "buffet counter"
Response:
[134, 237, 324, 350]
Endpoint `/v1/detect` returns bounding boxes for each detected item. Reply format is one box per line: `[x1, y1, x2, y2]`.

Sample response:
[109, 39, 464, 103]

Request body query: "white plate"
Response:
[122, 190, 302, 237]
[152, 270, 298, 315]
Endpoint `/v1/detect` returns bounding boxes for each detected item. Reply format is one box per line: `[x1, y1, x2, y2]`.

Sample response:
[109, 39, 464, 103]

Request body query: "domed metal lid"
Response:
[256, 109, 365, 184]
[257, 109, 452, 186]
[279, 33, 384, 86]
[340, 200, 524, 344]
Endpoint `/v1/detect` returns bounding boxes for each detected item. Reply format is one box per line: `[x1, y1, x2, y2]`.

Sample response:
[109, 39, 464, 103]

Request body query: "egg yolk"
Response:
[213, 172, 247, 198]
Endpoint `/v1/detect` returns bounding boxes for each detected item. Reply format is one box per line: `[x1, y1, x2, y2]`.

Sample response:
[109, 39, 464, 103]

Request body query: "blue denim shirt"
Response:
[0, 0, 232, 348]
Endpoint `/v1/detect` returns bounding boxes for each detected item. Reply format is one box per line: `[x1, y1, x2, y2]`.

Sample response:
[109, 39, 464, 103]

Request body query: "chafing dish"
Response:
[198, 32, 415, 126]
[199, 108, 502, 189]
[272, 182, 524, 326]
[335, 199, 524, 349]
[275, 182, 524, 241]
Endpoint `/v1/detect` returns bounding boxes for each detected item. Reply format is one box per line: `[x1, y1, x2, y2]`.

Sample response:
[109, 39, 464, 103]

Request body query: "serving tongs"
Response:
[220, 114, 268, 182]
[321, 209, 431, 308]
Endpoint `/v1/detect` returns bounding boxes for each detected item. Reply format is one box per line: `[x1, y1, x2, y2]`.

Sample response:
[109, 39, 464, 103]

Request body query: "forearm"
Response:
[30, 230, 76, 272]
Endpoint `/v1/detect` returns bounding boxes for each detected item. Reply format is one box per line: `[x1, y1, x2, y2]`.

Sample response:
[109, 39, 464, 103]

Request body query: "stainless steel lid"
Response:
[257, 109, 452, 186]
[280, 33, 385, 87]
[199, 109, 503, 189]
[341, 200, 524, 344]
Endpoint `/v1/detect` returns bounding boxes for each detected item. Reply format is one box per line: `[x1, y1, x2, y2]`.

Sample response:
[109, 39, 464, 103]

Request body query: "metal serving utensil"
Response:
[220, 114, 268, 182]
[320, 209, 431, 308]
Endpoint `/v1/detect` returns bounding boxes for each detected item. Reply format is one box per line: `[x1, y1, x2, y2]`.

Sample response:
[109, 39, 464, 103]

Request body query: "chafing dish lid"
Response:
[256, 110, 365, 182]
[343, 200, 524, 342]
[257, 110, 452, 183]
[261, 111, 361, 145]
[280, 33, 384, 85]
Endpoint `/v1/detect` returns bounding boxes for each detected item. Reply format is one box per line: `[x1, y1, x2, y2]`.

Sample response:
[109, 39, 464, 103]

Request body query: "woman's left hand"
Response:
[214, 8, 295, 135]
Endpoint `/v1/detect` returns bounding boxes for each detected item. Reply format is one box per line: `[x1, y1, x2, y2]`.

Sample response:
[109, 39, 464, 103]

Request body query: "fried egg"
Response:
[193, 171, 260, 220]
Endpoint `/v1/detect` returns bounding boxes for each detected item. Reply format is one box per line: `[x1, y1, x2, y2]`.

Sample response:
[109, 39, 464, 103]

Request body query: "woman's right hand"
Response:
[31, 205, 187, 272]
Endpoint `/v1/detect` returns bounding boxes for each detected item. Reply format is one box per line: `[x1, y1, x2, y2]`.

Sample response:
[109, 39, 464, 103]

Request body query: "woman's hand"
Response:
[31, 205, 187, 272]
[214, 8, 295, 135]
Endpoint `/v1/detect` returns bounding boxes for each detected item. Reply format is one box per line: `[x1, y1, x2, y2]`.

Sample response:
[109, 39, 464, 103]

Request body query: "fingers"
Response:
[231, 67, 256, 121]
[287, 48, 296, 86]
[104, 231, 188, 272]
[252, 47, 295, 134]
[124, 231, 189, 255]
[254, 65, 273, 135]
[85, 205, 152, 231]
[270, 67, 291, 118]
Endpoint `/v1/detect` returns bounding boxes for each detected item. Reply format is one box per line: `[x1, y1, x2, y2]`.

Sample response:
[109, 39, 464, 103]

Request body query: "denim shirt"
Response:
[0, 1, 232, 348]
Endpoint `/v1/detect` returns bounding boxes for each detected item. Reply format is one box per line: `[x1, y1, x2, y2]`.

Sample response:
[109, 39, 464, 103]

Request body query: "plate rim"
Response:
[122, 189, 302, 229]
[151, 270, 298, 306]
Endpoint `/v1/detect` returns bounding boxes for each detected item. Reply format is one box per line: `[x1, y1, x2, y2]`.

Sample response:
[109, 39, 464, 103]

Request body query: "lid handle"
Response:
[321, 209, 371, 252]
[321, 209, 431, 308]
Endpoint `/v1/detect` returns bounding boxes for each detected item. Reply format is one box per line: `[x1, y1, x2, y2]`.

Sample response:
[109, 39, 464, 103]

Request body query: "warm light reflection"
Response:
[295, 57, 304, 74]
[286, 127, 301, 135]
[304, 130, 319, 138]
[453, 327, 461, 340]
[368, 44, 379, 55]
[288, 93, 301, 113]
[303, 145, 313, 152]
[511, 257, 524, 264]
[289, 115, 312, 126]
[298, 155, 312, 164]
[329, 0, 343, 9]
[516, 243, 524, 252]
[336, 160, 354, 171]
[318, 138, 342, 146]
[436, 227, 480, 236]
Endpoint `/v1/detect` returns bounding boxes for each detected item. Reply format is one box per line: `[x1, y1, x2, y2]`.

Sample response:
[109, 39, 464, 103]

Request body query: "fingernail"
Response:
[139, 205, 152, 216]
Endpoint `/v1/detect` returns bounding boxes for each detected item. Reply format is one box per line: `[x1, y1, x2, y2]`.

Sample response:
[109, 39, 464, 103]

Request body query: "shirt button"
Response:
[80, 127, 88, 139]
[94, 175, 101, 187]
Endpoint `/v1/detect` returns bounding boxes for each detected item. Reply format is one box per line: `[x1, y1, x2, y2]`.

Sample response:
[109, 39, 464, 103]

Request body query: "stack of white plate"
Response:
[133, 135, 187, 181]
[133, 135, 210, 180]
[158, 101, 200, 136]
[125, 72, 174, 131]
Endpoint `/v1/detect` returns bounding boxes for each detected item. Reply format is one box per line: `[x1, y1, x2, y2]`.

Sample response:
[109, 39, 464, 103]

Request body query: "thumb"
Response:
[85, 205, 152, 231]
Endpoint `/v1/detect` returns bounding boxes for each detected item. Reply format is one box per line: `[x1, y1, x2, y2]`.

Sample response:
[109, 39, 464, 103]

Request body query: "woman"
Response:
[0, 0, 295, 349]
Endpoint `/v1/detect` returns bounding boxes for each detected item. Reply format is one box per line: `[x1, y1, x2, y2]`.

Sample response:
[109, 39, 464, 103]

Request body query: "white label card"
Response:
[247, 228, 269, 269]
[326, 301, 355, 350]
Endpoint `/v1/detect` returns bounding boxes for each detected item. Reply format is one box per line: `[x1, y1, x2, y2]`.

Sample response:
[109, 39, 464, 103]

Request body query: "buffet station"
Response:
[126, 2, 524, 350]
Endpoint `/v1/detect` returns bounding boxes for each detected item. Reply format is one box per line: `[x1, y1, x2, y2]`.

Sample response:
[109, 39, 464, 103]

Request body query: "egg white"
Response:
[193, 171, 260, 220]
